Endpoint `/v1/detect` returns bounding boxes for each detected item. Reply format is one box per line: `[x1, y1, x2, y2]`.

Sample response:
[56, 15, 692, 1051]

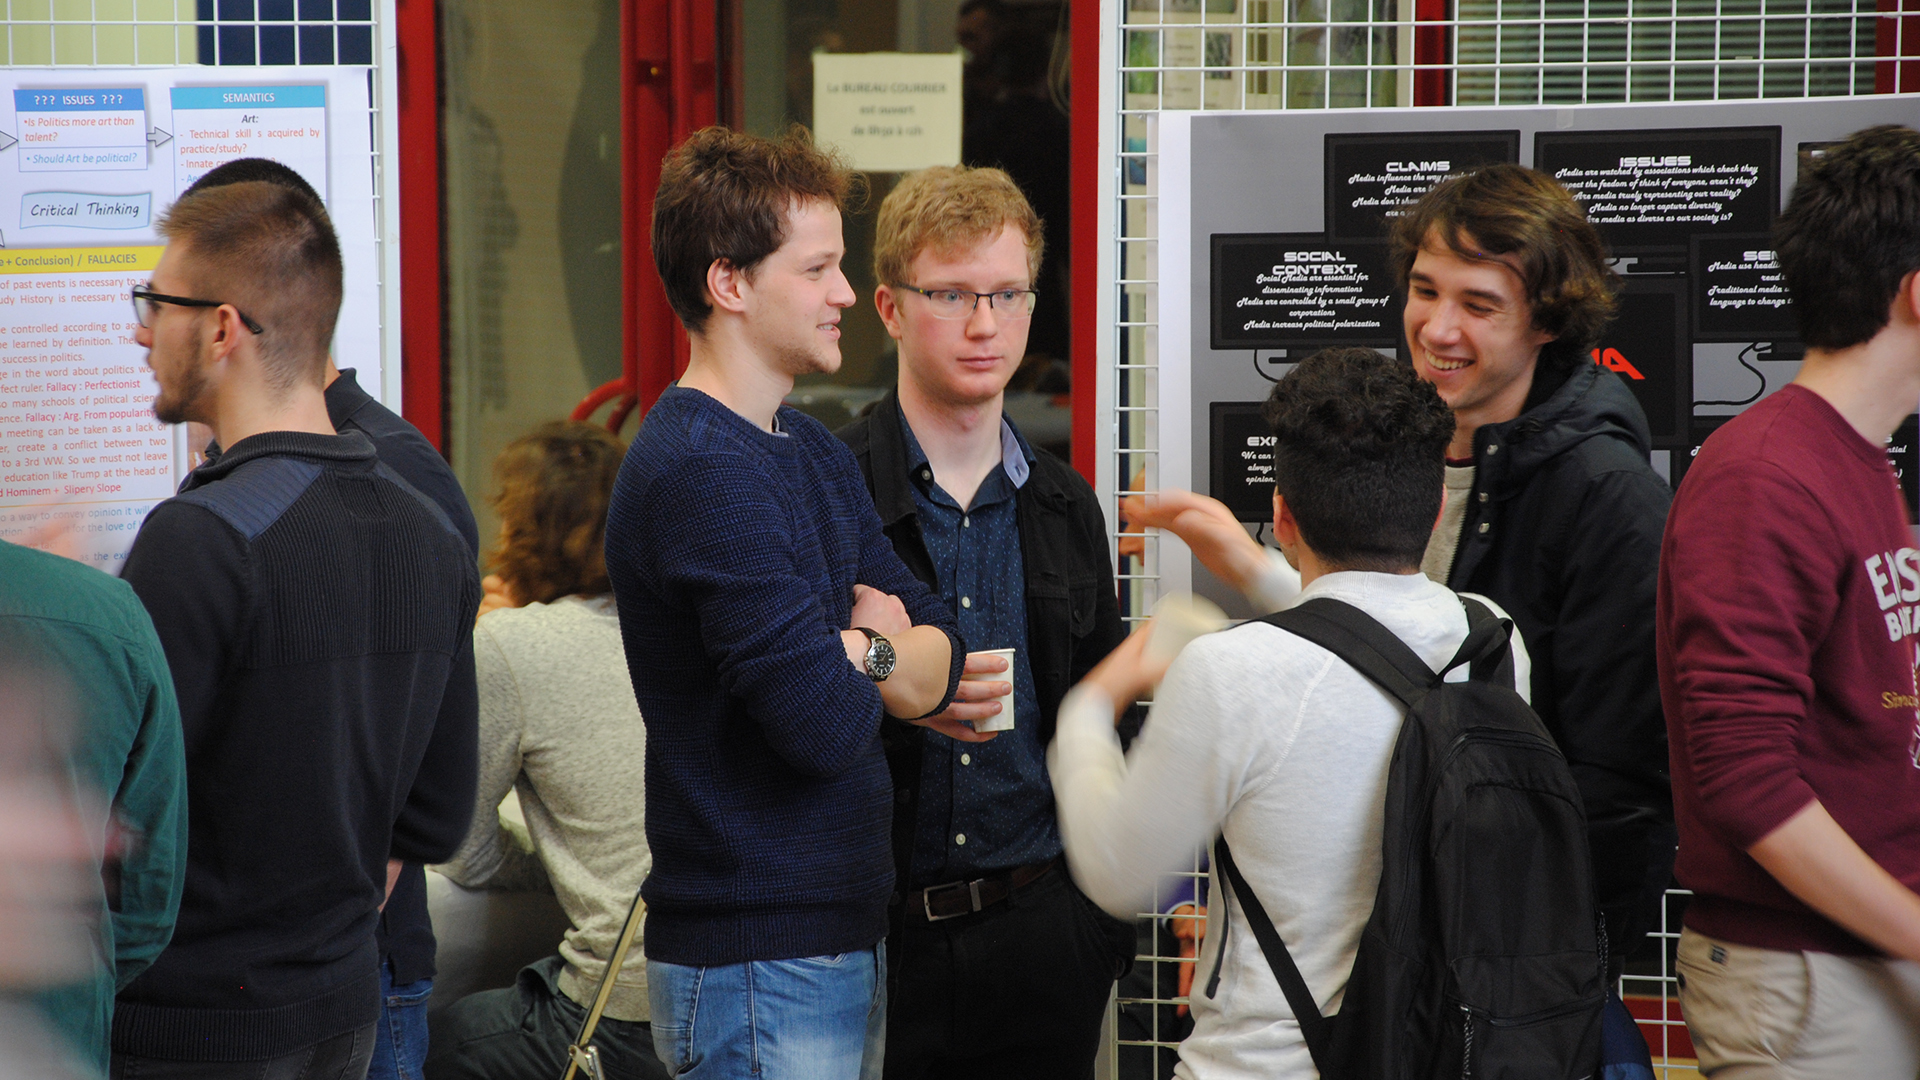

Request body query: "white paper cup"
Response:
[962, 648, 1017, 732]
[1145, 593, 1229, 664]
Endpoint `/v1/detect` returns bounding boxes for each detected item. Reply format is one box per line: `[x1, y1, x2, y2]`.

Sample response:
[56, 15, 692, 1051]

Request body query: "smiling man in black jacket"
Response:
[1394, 164, 1675, 974]
[837, 165, 1134, 1080]
[113, 179, 478, 1077]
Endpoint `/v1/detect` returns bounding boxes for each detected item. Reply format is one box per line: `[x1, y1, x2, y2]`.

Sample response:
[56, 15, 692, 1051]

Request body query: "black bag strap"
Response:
[1259, 596, 1516, 704]
[1257, 597, 1439, 708]
[1214, 835, 1333, 1071]
[1449, 596, 1516, 686]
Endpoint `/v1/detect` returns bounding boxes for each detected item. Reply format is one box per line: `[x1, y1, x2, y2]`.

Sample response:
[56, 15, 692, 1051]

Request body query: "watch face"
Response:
[867, 636, 897, 681]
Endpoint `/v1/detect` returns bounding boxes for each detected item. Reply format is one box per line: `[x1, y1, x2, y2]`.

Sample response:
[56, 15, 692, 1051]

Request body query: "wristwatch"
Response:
[855, 627, 896, 682]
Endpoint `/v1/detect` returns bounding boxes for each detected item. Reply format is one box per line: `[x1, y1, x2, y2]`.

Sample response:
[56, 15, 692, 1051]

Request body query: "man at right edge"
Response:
[1661, 124, 1920, 1076]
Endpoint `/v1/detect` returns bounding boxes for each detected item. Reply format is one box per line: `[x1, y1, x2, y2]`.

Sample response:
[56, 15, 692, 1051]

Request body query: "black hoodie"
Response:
[1442, 346, 1676, 953]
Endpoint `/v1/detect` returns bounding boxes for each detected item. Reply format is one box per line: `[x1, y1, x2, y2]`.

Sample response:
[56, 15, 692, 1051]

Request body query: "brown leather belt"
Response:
[908, 857, 1061, 923]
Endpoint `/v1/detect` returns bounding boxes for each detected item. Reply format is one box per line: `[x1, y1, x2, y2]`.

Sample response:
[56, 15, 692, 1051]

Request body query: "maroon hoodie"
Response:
[1660, 384, 1920, 956]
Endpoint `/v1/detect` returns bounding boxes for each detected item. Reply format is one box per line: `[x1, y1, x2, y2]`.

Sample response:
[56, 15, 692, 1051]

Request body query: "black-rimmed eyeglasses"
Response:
[893, 284, 1038, 321]
[130, 283, 264, 335]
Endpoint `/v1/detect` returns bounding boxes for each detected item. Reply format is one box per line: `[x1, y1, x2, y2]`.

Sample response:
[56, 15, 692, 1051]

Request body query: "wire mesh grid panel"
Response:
[1099, 0, 1908, 1071]
[0, 0, 375, 66]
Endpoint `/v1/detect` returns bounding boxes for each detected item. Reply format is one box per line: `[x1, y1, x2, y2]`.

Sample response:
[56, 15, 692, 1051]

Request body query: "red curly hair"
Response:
[488, 421, 626, 605]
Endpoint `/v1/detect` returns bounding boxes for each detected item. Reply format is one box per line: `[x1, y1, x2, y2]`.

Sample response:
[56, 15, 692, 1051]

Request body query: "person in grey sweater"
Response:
[427, 422, 667, 1080]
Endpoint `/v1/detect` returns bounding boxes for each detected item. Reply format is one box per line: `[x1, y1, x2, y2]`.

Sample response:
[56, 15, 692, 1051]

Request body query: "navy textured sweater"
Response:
[116, 431, 478, 1060]
[606, 386, 964, 966]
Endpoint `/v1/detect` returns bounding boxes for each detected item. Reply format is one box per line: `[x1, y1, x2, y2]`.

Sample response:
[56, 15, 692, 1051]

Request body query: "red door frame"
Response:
[574, 0, 717, 431]
[1880, 0, 1920, 93]
[1068, 0, 1101, 484]
[1414, 0, 1452, 105]
[395, 0, 716, 449]
[396, 0, 443, 449]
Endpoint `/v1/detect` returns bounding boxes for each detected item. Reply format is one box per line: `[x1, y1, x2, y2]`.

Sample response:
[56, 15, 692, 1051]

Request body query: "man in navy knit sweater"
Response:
[113, 180, 479, 1076]
[605, 127, 964, 1080]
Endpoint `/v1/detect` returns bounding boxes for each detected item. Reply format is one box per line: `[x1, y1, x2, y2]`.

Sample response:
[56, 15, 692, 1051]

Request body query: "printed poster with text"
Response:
[0, 69, 375, 572]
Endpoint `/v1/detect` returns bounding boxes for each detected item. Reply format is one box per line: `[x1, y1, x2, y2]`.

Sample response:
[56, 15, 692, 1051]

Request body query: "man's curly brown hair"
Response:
[488, 421, 626, 605]
[1389, 163, 1619, 351]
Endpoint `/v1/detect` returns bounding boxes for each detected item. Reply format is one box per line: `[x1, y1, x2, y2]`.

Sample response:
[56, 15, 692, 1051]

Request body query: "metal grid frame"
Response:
[1097, 0, 1906, 1072]
[0, 0, 376, 66]
[0, 0, 408, 410]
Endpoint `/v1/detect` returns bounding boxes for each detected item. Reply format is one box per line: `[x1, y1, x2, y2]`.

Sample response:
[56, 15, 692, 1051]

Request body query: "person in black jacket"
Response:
[183, 158, 480, 1080]
[114, 179, 479, 1077]
[836, 165, 1134, 1080]
[1392, 165, 1673, 973]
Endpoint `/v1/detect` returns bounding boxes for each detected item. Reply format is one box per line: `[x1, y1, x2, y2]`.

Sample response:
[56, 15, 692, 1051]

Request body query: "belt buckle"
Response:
[922, 879, 984, 922]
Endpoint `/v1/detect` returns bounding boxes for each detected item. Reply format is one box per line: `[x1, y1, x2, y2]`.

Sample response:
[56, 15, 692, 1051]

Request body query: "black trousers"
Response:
[884, 866, 1135, 1080]
[111, 1023, 377, 1080]
[423, 954, 667, 1080]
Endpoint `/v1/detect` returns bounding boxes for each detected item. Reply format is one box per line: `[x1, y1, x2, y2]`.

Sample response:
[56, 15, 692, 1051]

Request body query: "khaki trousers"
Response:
[1678, 927, 1920, 1079]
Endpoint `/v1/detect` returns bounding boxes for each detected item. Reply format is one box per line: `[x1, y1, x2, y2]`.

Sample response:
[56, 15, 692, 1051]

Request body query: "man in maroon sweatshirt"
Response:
[1660, 123, 1920, 1077]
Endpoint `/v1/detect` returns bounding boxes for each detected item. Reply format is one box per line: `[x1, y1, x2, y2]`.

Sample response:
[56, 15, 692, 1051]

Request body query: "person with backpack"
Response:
[1053, 347, 1614, 1079]
[1132, 169, 1675, 981]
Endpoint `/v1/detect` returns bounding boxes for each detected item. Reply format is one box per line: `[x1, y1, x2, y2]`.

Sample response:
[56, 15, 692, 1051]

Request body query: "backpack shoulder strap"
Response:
[1256, 596, 1438, 708]
[1448, 595, 1517, 687]
[1214, 835, 1333, 1071]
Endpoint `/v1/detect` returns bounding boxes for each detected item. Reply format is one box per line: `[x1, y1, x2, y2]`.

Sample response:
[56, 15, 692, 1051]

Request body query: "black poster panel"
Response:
[1210, 234, 1398, 351]
[1211, 401, 1278, 523]
[1675, 414, 1732, 491]
[1533, 127, 1781, 254]
[1891, 414, 1919, 525]
[1592, 277, 1690, 448]
[1797, 141, 1843, 186]
[1324, 130, 1521, 241]
[1691, 235, 1796, 342]
[1687, 413, 1918, 523]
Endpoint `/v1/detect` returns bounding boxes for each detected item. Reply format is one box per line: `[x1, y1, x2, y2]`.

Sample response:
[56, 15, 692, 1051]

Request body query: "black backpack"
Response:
[1210, 595, 1604, 1080]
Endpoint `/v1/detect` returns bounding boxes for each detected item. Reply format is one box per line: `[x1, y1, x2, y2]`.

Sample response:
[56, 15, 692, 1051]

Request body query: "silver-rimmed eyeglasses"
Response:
[893, 284, 1037, 321]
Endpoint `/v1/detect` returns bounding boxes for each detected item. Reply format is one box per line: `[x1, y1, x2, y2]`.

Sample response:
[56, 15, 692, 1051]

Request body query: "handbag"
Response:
[559, 888, 647, 1080]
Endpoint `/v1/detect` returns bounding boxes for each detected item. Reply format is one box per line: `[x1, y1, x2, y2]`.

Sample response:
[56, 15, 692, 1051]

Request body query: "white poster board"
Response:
[0, 68, 378, 572]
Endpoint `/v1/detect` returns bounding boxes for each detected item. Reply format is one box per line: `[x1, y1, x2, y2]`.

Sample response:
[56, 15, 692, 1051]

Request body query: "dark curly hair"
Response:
[652, 125, 861, 334]
[1262, 347, 1456, 572]
[1775, 124, 1920, 350]
[488, 421, 626, 605]
[1389, 163, 1619, 351]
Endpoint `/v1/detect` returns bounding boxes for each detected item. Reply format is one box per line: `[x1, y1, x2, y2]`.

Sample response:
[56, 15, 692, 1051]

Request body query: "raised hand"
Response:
[1120, 489, 1269, 594]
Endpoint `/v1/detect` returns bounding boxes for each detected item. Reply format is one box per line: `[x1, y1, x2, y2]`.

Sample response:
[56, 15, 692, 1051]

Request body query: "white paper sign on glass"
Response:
[811, 52, 962, 173]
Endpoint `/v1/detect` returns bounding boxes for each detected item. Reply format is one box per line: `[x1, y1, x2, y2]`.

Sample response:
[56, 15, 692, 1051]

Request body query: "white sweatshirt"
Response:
[1050, 570, 1529, 1080]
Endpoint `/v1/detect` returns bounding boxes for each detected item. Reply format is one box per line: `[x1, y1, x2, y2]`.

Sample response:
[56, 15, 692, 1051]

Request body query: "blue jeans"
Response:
[649, 945, 886, 1080]
[365, 957, 431, 1080]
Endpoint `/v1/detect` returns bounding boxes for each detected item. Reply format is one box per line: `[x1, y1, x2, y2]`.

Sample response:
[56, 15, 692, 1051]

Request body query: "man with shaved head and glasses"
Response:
[835, 165, 1134, 1079]
[161, 158, 480, 1080]
[111, 177, 479, 1078]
